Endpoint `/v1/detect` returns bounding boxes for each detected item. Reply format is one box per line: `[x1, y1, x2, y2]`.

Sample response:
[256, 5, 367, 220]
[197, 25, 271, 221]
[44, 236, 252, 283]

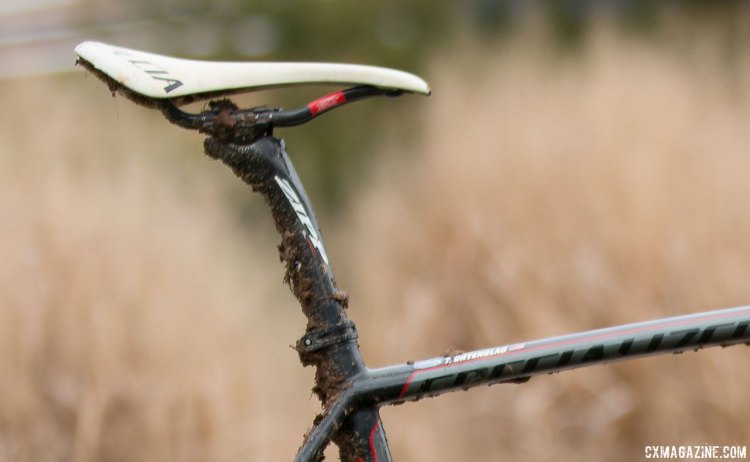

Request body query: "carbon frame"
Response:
[203, 135, 750, 462]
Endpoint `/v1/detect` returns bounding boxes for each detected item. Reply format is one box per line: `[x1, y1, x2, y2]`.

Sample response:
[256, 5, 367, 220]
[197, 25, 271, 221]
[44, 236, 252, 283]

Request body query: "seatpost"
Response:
[203, 131, 388, 461]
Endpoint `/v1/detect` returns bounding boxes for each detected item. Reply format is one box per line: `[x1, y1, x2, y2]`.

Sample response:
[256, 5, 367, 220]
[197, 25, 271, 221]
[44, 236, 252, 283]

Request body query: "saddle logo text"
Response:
[275, 176, 330, 265]
[113, 49, 183, 93]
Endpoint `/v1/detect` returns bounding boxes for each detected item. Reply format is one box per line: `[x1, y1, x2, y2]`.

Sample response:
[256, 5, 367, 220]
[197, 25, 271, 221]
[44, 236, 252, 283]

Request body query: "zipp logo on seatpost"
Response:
[274, 176, 330, 265]
[112, 50, 184, 93]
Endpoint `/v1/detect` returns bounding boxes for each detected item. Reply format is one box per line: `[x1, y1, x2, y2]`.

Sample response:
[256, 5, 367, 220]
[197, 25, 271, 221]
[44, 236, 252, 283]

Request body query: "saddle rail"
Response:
[76, 41, 430, 143]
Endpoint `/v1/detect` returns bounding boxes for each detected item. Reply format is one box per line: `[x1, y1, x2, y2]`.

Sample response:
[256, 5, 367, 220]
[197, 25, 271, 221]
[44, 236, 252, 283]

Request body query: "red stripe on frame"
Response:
[398, 371, 417, 398]
[308, 91, 347, 115]
[369, 420, 381, 462]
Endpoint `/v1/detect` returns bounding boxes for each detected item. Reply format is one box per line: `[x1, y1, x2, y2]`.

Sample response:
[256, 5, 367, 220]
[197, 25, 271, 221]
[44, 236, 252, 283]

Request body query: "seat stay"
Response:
[75, 41, 430, 102]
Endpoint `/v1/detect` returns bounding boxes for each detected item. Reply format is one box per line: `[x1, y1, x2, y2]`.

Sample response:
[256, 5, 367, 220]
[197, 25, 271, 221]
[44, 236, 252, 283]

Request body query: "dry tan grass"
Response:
[2, 23, 750, 462]
[0, 79, 319, 461]
[344, 26, 750, 461]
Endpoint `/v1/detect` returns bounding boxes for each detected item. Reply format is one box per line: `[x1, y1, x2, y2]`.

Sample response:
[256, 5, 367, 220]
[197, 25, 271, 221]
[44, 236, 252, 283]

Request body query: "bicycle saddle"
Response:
[75, 41, 430, 102]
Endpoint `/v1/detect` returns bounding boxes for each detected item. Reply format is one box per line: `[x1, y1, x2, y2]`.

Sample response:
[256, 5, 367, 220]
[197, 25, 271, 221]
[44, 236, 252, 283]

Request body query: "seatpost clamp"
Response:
[295, 320, 358, 364]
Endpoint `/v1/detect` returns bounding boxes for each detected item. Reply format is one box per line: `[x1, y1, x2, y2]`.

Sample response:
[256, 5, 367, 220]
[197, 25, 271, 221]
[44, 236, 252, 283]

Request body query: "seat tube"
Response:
[203, 135, 391, 460]
[335, 409, 393, 462]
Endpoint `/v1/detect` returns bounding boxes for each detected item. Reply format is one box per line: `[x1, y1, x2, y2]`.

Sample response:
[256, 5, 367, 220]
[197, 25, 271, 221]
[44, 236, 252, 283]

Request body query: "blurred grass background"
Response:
[1, 1, 750, 461]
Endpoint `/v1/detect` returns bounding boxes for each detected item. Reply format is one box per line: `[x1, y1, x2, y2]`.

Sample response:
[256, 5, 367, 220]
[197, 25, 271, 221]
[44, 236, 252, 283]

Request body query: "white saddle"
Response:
[75, 41, 430, 100]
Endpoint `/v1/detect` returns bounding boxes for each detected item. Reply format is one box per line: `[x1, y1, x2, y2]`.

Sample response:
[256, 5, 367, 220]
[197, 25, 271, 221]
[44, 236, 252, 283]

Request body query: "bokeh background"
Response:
[1, 1, 749, 461]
